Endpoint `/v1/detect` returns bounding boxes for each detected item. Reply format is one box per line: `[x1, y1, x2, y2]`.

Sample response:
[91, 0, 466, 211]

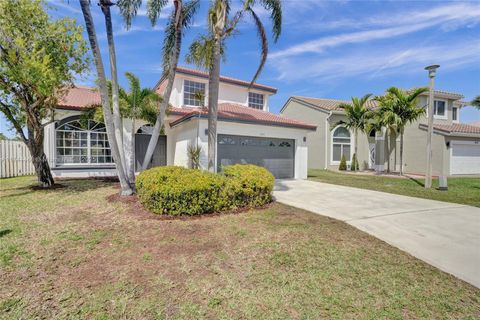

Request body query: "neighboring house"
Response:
[44, 67, 316, 179]
[281, 90, 480, 175]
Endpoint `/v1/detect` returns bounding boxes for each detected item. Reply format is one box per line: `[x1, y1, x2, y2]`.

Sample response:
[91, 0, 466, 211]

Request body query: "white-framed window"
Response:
[55, 119, 112, 165]
[331, 125, 351, 164]
[434, 100, 447, 119]
[183, 79, 206, 106]
[452, 107, 458, 122]
[248, 92, 264, 110]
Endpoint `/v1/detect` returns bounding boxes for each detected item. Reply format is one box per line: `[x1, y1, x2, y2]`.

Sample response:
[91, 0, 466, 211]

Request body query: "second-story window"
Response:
[184, 80, 205, 106]
[248, 92, 264, 110]
[452, 107, 458, 121]
[434, 100, 446, 118]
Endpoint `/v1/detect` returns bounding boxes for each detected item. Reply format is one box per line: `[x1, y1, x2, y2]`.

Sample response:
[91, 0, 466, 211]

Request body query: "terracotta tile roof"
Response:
[57, 86, 101, 110]
[419, 123, 480, 136]
[169, 103, 316, 130]
[291, 96, 379, 111]
[155, 66, 277, 94]
[416, 89, 464, 100]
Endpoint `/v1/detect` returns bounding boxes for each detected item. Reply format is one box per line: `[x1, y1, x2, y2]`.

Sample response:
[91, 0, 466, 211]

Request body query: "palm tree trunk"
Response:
[399, 128, 404, 175]
[80, 0, 133, 196]
[101, 0, 126, 175]
[141, 1, 183, 171]
[207, 38, 221, 172]
[354, 128, 358, 171]
[126, 117, 135, 182]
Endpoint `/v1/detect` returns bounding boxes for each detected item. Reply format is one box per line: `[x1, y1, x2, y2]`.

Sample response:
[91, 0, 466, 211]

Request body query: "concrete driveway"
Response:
[274, 179, 480, 288]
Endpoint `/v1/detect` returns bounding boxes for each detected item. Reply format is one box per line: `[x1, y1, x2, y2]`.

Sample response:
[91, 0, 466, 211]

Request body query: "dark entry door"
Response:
[135, 134, 167, 171]
[217, 134, 295, 179]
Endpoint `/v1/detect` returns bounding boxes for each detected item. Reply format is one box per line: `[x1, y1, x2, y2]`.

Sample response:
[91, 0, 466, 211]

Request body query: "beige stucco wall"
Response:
[282, 101, 371, 171]
[281, 100, 328, 170]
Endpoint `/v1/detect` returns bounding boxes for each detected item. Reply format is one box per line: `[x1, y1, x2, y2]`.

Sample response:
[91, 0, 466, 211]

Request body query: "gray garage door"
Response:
[135, 134, 167, 171]
[217, 134, 295, 179]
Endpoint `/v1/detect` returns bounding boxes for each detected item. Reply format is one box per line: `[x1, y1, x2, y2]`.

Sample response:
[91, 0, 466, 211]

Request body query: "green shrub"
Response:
[223, 164, 275, 208]
[136, 166, 228, 215]
[339, 154, 347, 170]
[351, 153, 359, 171]
[136, 165, 274, 216]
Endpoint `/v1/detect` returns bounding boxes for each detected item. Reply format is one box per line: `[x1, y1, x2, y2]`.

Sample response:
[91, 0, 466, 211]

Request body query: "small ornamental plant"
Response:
[339, 154, 347, 171]
[351, 153, 359, 171]
[136, 165, 274, 216]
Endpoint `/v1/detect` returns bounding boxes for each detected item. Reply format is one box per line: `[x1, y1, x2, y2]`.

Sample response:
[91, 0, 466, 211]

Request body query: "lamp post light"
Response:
[424, 64, 440, 189]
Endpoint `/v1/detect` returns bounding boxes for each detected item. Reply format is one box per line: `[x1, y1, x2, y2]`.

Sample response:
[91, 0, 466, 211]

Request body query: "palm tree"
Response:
[118, 0, 199, 171]
[81, 73, 162, 183]
[79, 0, 133, 195]
[121, 72, 162, 182]
[185, 0, 282, 172]
[471, 95, 480, 110]
[376, 87, 427, 175]
[100, 0, 126, 172]
[337, 94, 373, 171]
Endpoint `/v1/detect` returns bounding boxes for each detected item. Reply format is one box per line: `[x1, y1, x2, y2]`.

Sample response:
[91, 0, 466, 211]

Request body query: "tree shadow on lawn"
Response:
[0, 229, 12, 238]
[0, 177, 117, 199]
[406, 176, 425, 187]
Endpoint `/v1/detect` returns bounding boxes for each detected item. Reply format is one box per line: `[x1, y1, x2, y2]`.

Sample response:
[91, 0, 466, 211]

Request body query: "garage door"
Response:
[451, 142, 480, 175]
[217, 134, 295, 179]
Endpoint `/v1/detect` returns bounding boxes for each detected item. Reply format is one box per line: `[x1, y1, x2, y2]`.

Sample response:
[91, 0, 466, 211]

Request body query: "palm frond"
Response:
[185, 34, 225, 70]
[471, 95, 480, 108]
[117, 0, 142, 29]
[182, 0, 200, 28]
[147, 0, 169, 26]
[259, 0, 281, 41]
[247, 6, 267, 88]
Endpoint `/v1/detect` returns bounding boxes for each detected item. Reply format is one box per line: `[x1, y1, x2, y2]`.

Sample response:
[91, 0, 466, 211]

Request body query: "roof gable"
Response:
[155, 66, 277, 94]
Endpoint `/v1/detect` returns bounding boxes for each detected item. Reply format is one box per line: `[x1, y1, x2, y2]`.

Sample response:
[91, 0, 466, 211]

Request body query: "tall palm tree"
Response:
[100, 0, 126, 172]
[471, 95, 480, 110]
[118, 0, 199, 171]
[337, 94, 373, 171]
[185, 0, 282, 172]
[81, 73, 161, 183]
[376, 87, 427, 175]
[79, 0, 133, 195]
[121, 72, 162, 182]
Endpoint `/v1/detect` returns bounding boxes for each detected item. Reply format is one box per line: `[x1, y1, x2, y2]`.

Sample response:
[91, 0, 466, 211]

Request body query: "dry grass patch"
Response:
[0, 176, 479, 319]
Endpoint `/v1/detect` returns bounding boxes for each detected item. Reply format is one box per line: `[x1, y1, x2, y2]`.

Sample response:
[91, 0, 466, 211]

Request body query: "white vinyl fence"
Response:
[0, 140, 35, 178]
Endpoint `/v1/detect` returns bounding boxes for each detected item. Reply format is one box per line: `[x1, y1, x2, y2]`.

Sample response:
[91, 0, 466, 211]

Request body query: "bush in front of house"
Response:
[136, 165, 274, 216]
[351, 153, 359, 171]
[223, 164, 275, 208]
[339, 154, 347, 170]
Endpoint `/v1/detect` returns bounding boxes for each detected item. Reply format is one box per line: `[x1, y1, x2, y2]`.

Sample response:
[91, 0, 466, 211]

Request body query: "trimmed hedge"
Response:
[136, 165, 274, 216]
[223, 164, 275, 208]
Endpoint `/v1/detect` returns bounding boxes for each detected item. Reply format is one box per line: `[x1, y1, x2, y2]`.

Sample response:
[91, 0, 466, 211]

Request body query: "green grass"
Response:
[309, 169, 480, 207]
[0, 176, 479, 319]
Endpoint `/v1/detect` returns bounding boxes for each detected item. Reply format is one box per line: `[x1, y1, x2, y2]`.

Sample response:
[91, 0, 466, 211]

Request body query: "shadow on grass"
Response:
[0, 229, 12, 238]
[0, 178, 118, 199]
[407, 176, 425, 188]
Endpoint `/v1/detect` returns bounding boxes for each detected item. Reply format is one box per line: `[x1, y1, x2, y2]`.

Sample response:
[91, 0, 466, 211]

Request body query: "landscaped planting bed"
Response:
[136, 165, 275, 215]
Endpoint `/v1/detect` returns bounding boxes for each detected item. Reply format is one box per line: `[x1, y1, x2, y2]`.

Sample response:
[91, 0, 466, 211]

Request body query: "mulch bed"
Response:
[107, 192, 274, 221]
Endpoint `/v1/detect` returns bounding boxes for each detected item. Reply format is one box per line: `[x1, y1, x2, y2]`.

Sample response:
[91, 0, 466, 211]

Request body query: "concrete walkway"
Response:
[274, 179, 480, 288]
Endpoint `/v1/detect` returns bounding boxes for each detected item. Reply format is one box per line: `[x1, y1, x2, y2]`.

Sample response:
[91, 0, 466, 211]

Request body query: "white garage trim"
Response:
[450, 140, 480, 175]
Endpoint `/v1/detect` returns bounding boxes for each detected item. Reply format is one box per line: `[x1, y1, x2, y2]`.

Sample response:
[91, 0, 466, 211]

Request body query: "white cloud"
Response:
[271, 40, 480, 82]
[272, 2, 480, 58]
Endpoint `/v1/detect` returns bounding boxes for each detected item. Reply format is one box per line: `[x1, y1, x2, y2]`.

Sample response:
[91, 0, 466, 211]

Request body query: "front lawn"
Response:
[1, 176, 479, 319]
[309, 169, 480, 207]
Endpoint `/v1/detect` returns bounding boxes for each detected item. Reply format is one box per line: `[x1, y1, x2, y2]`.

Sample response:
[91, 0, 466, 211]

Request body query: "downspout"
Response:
[325, 111, 332, 170]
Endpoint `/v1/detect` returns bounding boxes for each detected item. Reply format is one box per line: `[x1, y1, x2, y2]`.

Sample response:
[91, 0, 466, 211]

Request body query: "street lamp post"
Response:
[424, 64, 440, 189]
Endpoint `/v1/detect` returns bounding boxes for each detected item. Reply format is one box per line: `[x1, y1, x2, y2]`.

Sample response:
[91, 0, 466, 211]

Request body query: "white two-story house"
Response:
[43, 67, 316, 179]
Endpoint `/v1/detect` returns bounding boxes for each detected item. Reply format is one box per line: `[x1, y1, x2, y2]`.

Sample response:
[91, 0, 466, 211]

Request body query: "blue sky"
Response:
[1, 0, 479, 138]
